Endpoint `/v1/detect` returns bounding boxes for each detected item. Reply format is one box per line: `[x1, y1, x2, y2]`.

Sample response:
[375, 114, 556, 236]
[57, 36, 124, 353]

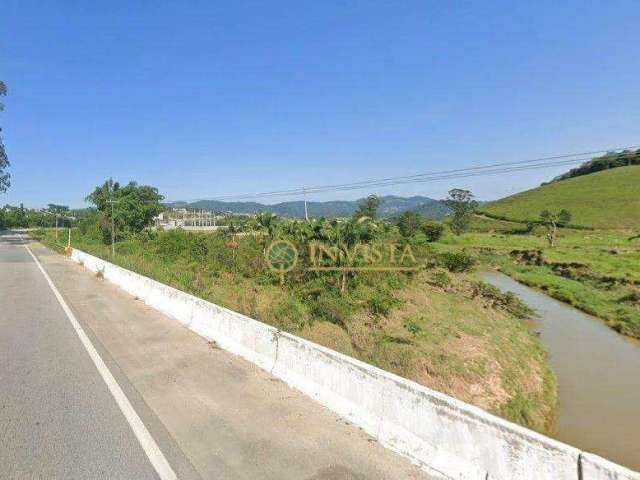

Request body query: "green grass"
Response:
[32, 227, 557, 433]
[468, 214, 530, 233]
[479, 166, 640, 229]
[438, 229, 640, 338]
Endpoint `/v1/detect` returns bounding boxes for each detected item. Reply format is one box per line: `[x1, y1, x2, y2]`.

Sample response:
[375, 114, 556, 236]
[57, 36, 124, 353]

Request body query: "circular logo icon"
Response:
[265, 240, 298, 282]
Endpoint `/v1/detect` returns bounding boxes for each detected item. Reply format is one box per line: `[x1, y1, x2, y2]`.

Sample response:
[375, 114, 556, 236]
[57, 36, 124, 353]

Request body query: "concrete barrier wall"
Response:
[70, 249, 640, 480]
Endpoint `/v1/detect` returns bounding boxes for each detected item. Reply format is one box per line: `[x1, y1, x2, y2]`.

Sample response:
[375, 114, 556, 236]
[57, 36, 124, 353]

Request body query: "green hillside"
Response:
[481, 166, 640, 229]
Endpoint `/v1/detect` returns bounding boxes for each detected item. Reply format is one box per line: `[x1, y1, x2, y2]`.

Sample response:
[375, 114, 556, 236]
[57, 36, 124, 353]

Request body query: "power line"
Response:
[171, 146, 639, 203]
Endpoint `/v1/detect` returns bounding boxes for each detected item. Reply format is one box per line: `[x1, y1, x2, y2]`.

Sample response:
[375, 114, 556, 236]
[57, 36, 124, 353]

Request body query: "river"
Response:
[480, 271, 640, 471]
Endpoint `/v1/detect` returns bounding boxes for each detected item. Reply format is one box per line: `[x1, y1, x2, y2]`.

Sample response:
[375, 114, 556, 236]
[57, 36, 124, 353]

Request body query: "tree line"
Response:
[0, 204, 74, 229]
[549, 149, 640, 183]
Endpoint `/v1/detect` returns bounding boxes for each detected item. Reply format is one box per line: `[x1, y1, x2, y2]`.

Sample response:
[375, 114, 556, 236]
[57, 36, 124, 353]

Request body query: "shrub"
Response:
[421, 221, 445, 242]
[471, 281, 533, 318]
[154, 229, 189, 260]
[429, 269, 451, 288]
[77, 210, 112, 244]
[367, 288, 400, 316]
[272, 296, 308, 331]
[309, 292, 353, 328]
[439, 251, 476, 272]
[187, 234, 208, 260]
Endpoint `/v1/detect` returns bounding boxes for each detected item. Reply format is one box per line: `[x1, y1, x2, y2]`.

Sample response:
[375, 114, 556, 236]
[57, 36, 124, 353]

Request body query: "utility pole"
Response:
[303, 187, 309, 221]
[55, 212, 59, 242]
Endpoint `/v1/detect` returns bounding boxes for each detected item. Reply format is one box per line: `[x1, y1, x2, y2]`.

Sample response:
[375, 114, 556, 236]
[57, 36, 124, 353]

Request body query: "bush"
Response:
[367, 287, 400, 316]
[439, 251, 476, 272]
[153, 229, 187, 260]
[471, 281, 533, 318]
[187, 234, 208, 261]
[77, 210, 113, 244]
[429, 269, 451, 288]
[272, 296, 308, 331]
[309, 292, 353, 328]
[421, 221, 445, 242]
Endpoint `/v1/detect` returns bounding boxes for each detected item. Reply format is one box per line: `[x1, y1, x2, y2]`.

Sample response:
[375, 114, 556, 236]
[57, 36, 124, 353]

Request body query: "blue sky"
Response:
[2, 1, 639, 208]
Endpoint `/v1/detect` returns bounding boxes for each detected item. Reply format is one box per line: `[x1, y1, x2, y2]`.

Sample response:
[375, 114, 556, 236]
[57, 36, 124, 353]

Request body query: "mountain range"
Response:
[167, 195, 450, 219]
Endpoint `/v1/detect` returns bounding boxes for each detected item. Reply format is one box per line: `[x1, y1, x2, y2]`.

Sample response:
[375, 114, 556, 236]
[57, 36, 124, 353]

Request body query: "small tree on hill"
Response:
[446, 189, 477, 235]
[540, 209, 572, 247]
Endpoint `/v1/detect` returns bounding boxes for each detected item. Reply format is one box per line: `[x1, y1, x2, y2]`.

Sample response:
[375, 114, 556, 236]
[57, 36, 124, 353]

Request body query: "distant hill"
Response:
[167, 195, 450, 219]
[480, 165, 640, 229]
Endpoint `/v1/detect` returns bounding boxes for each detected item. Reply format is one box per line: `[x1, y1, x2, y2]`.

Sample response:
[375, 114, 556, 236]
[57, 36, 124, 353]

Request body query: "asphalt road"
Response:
[0, 232, 162, 479]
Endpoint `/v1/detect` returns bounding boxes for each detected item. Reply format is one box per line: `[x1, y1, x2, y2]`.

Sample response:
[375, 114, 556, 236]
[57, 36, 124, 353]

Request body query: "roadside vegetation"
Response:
[31, 182, 558, 433]
[0, 203, 78, 229]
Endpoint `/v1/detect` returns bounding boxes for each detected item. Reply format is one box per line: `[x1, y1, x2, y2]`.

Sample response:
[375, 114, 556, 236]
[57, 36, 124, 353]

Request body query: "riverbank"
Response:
[481, 271, 640, 471]
[439, 228, 640, 338]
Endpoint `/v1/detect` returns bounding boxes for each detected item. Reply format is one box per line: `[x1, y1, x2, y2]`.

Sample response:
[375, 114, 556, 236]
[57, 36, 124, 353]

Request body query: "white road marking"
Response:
[25, 245, 178, 480]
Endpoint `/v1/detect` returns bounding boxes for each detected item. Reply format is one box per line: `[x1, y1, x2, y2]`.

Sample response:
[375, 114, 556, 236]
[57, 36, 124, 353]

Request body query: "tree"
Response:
[0, 80, 10, 192]
[397, 210, 422, 238]
[421, 221, 445, 242]
[446, 189, 477, 235]
[539, 209, 572, 247]
[86, 179, 163, 242]
[354, 194, 381, 220]
[250, 211, 280, 239]
[334, 217, 375, 293]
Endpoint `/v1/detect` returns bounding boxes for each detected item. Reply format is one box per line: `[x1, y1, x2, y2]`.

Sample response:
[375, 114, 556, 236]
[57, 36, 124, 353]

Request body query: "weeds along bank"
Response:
[34, 226, 556, 434]
[445, 222, 640, 339]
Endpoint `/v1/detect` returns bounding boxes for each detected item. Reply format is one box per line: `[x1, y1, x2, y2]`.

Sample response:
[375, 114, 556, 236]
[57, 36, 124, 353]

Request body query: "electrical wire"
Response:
[171, 147, 638, 203]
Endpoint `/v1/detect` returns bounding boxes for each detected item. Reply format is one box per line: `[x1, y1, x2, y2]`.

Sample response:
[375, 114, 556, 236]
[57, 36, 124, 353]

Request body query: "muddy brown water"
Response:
[480, 271, 640, 471]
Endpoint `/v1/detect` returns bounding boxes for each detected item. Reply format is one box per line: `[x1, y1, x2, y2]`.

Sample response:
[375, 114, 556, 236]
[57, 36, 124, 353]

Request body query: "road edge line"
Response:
[24, 245, 178, 480]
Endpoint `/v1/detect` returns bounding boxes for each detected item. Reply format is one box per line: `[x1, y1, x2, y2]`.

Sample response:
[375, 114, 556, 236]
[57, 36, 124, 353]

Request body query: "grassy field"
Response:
[439, 228, 640, 338]
[33, 227, 557, 433]
[479, 165, 640, 229]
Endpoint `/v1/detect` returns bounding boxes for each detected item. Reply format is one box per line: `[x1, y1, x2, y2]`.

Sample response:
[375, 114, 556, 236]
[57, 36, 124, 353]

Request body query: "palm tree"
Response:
[323, 216, 379, 293]
[250, 212, 280, 238]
